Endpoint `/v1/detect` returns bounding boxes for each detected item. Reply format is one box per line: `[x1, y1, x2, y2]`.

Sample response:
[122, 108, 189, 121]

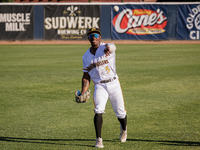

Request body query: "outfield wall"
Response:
[0, 2, 200, 41]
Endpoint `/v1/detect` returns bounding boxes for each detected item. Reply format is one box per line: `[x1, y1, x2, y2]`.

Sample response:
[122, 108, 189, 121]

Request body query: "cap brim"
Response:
[87, 30, 101, 36]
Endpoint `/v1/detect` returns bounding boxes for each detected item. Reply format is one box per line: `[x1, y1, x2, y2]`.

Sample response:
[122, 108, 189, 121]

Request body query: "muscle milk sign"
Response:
[44, 5, 100, 40]
[0, 6, 33, 40]
[112, 5, 168, 40]
[0, 13, 30, 31]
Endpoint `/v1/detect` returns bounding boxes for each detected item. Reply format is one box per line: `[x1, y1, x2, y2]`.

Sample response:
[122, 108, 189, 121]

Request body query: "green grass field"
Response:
[0, 44, 199, 150]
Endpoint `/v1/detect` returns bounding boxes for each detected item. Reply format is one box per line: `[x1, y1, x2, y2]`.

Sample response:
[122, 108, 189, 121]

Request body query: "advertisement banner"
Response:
[112, 5, 168, 40]
[177, 5, 200, 40]
[0, 6, 33, 41]
[44, 5, 100, 40]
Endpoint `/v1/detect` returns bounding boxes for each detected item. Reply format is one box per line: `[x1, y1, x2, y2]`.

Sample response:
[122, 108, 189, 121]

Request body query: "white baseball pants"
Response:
[93, 79, 126, 119]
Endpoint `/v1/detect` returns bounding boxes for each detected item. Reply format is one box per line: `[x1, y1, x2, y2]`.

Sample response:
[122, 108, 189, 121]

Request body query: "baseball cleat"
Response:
[119, 125, 127, 142]
[95, 137, 104, 148]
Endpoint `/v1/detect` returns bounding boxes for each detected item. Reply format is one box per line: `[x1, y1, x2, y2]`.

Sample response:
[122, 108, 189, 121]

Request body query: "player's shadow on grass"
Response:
[1, 137, 200, 147]
[127, 139, 200, 146]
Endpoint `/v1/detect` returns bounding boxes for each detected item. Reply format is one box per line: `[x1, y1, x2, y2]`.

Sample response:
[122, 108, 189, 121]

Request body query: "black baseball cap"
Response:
[87, 27, 101, 36]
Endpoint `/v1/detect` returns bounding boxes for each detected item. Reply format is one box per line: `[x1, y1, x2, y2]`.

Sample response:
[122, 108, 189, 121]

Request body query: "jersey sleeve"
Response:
[82, 56, 88, 72]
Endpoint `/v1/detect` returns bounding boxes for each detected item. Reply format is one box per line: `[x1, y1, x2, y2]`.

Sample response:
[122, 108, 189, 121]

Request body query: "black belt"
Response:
[99, 77, 116, 83]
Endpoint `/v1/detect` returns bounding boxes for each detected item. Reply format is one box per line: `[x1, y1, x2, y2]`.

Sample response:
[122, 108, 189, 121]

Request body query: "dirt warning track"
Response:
[0, 40, 200, 45]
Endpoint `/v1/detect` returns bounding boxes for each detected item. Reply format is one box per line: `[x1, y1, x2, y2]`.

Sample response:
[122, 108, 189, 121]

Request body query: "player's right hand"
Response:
[104, 45, 111, 57]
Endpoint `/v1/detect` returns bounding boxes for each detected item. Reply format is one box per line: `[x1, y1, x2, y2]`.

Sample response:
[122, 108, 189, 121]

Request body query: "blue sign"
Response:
[177, 4, 200, 40]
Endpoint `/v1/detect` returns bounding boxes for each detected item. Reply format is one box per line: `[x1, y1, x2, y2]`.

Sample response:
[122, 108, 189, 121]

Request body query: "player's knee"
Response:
[94, 108, 105, 114]
[116, 111, 126, 119]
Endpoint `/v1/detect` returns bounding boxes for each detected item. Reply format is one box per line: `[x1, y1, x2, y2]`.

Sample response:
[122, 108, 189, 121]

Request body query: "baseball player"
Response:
[80, 27, 127, 148]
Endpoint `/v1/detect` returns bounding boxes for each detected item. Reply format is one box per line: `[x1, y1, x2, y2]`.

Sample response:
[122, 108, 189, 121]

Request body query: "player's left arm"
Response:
[81, 72, 91, 95]
[104, 43, 116, 57]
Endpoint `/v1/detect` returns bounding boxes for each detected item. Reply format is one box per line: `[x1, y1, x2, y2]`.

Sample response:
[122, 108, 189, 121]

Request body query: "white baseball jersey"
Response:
[82, 43, 118, 84]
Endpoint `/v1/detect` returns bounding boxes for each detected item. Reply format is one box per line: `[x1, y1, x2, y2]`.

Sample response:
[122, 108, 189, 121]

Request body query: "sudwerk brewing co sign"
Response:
[44, 5, 100, 40]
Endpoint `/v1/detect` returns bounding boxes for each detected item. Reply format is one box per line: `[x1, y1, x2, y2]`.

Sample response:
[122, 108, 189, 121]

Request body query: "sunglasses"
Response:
[88, 34, 100, 40]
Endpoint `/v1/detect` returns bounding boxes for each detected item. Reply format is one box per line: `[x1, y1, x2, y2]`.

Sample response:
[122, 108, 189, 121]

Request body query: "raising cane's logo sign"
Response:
[112, 8, 167, 35]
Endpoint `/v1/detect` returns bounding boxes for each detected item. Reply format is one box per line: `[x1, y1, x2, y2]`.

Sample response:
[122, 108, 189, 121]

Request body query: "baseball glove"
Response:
[75, 90, 91, 103]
